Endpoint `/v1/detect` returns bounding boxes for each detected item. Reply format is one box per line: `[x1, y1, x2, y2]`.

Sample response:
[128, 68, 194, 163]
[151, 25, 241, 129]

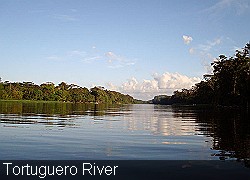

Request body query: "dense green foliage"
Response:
[0, 81, 136, 104]
[151, 42, 250, 107]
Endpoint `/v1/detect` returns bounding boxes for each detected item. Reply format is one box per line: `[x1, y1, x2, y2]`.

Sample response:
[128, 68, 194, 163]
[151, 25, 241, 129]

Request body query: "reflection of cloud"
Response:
[122, 105, 197, 136]
[183, 35, 193, 45]
[107, 72, 201, 100]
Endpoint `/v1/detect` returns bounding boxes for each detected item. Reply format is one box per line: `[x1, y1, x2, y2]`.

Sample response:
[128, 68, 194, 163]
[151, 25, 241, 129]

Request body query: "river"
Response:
[0, 101, 249, 162]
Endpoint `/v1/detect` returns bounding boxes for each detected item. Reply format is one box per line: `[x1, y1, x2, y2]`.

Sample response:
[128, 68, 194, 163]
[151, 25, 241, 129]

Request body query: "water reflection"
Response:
[0, 101, 129, 127]
[0, 101, 249, 162]
[171, 106, 250, 163]
[121, 104, 199, 136]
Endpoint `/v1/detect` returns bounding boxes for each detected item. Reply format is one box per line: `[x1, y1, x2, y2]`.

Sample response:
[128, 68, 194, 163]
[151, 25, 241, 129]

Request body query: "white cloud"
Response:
[190, 49, 215, 74]
[153, 72, 200, 89]
[199, 38, 221, 51]
[104, 51, 136, 68]
[106, 82, 117, 91]
[189, 48, 195, 54]
[105, 51, 119, 63]
[68, 50, 86, 57]
[46, 48, 136, 68]
[121, 77, 139, 91]
[204, 0, 250, 16]
[82, 56, 102, 63]
[182, 35, 193, 45]
[46, 55, 61, 61]
[188, 38, 222, 74]
[70, 9, 78, 12]
[107, 72, 201, 100]
[201, 58, 214, 74]
[52, 14, 78, 21]
[210, 38, 221, 46]
[232, 46, 242, 52]
[47, 50, 88, 62]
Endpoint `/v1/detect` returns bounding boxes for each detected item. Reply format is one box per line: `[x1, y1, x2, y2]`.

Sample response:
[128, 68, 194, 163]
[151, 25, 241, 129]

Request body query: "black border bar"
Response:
[0, 160, 249, 180]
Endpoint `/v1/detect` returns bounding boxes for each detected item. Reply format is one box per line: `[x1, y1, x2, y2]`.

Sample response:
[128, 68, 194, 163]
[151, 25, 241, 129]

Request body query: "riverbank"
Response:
[0, 99, 67, 104]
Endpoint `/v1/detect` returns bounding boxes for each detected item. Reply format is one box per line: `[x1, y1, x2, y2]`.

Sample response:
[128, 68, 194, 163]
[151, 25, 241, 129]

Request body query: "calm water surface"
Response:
[0, 101, 249, 161]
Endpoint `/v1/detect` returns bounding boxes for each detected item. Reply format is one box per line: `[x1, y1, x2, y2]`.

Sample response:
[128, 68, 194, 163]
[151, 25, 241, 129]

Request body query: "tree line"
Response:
[0, 81, 138, 104]
[151, 42, 250, 108]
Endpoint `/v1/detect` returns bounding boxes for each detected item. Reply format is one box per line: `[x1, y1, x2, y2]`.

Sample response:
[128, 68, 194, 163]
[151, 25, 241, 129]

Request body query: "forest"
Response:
[151, 42, 250, 108]
[0, 81, 137, 104]
[1, 42, 249, 107]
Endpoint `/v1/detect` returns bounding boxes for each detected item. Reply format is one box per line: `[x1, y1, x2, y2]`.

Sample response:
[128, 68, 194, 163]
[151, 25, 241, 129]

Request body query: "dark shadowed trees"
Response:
[151, 42, 250, 108]
[0, 81, 136, 104]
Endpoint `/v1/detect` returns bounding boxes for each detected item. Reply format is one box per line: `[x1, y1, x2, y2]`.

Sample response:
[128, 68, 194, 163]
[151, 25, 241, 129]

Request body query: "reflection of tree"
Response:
[201, 110, 249, 161]
[172, 106, 250, 162]
[0, 101, 126, 127]
[1, 102, 249, 164]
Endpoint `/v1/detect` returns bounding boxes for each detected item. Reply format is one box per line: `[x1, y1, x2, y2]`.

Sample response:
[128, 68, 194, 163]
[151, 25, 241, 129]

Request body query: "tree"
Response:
[211, 43, 250, 106]
[40, 82, 56, 101]
[151, 42, 250, 108]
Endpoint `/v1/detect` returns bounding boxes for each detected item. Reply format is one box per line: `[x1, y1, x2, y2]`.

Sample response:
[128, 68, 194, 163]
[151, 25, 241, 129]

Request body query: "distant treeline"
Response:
[150, 42, 250, 108]
[0, 81, 140, 104]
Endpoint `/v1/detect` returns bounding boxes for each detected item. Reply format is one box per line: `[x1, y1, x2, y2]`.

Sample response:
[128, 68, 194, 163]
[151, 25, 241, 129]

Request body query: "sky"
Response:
[0, 0, 249, 100]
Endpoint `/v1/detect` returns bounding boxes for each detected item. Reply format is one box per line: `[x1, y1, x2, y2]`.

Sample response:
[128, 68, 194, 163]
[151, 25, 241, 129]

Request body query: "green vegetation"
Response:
[0, 80, 137, 104]
[2, 42, 249, 107]
[0, 100, 124, 117]
[151, 42, 250, 108]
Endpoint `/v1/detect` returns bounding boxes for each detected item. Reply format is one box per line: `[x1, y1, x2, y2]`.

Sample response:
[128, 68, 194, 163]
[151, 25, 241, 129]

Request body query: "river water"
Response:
[0, 101, 249, 161]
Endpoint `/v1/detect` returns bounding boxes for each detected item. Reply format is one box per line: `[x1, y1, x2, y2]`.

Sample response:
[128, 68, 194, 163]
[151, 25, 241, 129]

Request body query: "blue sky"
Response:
[0, 0, 249, 100]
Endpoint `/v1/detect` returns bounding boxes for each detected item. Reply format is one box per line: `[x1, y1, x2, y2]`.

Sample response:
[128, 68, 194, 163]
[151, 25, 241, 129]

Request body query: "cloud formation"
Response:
[52, 14, 78, 21]
[204, 0, 250, 16]
[198, 38, 221, 51]
[107, 72, 201, 100]
[105, 51, 136, 68]
[47, 48, 136, 68]
[68, 50, 86, 57]
[47, 49, 96, 62]
[182, 35, 193, 45]
[153, 72, 200, 89]
[46, 55, 61, 61]
[188, 38, 222, 74]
